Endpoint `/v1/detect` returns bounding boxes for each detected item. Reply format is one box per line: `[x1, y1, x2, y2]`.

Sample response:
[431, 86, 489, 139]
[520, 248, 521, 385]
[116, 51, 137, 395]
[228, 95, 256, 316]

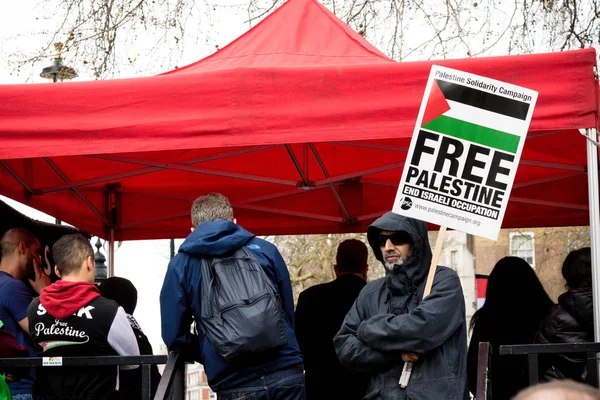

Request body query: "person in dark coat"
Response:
[536, 247, 593, 383]
[295, 239, 370, 400]
[334, 212, 469, 400]
[467, 256, 553, 400]
[99, 276, 161, 400]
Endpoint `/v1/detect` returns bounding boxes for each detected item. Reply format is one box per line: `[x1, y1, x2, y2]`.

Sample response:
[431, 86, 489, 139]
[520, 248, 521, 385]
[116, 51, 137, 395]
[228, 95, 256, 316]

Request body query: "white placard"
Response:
[393, 65, 538, 240]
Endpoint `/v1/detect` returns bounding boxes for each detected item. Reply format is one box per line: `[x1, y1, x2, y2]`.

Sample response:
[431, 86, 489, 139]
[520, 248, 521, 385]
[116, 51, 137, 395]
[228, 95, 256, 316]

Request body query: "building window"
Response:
[209, 393, 217, 400]
[188, 372, 199, 387]
[188, 389, 200, 400]
[510, 232, 535, 267]
[450, 250, 459, 270]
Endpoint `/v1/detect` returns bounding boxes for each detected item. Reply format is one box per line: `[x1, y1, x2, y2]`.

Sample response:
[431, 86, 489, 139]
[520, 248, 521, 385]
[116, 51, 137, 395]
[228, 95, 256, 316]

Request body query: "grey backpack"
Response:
[199, 246, 288, 362]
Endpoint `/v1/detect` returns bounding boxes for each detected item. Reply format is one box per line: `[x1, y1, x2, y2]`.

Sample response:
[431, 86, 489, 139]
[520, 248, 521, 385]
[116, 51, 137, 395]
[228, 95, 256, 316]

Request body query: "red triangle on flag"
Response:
[421, 80, 451, 126]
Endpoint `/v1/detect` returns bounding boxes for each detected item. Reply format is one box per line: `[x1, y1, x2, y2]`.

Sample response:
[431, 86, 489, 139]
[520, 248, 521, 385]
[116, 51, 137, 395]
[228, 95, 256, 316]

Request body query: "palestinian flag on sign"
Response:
[421, 80, 531, 154]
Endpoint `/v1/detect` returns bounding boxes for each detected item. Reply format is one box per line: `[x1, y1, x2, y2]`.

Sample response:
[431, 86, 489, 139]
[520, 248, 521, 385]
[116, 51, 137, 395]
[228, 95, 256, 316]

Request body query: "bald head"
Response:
[1, 228, 38, 259]
[514, 381, 600, 400]
[0, 228, 40, 280]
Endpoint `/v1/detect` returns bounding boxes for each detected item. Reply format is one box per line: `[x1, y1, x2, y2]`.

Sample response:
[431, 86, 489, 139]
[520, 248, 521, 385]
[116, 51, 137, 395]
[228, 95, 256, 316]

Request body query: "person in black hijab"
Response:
[467, 256, 553, 399]
[99, 277, 161, 399]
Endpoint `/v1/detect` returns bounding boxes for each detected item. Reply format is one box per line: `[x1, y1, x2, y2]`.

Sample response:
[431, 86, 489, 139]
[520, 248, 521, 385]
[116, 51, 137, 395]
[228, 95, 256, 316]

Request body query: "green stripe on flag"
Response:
[422, 115, 520, 154]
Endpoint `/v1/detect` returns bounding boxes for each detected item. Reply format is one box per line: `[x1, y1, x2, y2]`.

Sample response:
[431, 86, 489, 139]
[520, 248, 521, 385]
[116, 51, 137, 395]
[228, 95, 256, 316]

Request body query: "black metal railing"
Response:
[155, 350, 185, 400]
[500, 342, 600, 388]
[0, 351, 184, 400]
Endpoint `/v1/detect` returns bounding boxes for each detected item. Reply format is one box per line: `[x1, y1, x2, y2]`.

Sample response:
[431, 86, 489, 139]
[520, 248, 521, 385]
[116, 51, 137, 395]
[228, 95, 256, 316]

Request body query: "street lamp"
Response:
[94, 238, 108, 284]
[41, 42, 77, 226]
[40, 42, 77, 83]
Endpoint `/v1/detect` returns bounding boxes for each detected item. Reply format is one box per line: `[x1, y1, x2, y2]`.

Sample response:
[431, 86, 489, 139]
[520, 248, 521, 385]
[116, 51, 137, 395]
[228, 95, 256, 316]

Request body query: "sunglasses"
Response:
[378, 233, 411, 247]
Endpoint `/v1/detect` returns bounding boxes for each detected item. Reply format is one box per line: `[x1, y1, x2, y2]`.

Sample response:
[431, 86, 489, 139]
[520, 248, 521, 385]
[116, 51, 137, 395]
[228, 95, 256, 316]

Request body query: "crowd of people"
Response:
[0, 230, 157, 400]
[467, 247, 595, 399]
[0, 192, 598, 400]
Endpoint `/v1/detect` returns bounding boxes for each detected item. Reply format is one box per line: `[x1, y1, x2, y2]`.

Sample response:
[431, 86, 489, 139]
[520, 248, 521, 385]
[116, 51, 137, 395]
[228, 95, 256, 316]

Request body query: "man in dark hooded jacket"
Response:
[334, 212, 468, 400]
[160, 193, 304, 399]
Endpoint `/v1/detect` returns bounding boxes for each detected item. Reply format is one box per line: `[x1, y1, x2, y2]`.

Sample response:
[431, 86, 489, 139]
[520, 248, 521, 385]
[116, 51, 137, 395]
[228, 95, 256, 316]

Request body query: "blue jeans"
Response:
[217, 366, 305, 400]
[12, 395, 33, 400]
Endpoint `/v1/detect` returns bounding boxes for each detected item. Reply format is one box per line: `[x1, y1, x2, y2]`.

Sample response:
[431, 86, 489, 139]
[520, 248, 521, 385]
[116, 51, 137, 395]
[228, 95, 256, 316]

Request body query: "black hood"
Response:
[367, 212, 432, 293]
[559, 287, 594, 328]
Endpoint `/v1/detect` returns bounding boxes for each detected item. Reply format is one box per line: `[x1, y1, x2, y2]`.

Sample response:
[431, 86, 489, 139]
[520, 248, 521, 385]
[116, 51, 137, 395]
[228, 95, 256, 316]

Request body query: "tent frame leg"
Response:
[108, 229, 115, 277]
[585, 128, 600, 382]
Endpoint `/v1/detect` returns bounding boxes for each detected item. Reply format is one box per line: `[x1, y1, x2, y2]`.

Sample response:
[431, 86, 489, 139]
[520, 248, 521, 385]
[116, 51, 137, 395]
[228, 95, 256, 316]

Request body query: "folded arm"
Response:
[357, 272, 464, 354]
[334, 291, 394, 372]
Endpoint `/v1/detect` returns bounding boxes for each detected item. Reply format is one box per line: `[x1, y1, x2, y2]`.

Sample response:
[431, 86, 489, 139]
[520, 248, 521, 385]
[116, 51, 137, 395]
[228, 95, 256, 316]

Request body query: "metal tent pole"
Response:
[586, 128, 600, 339]
[108, 229, 115, 277]
[585, 128, 600, 382]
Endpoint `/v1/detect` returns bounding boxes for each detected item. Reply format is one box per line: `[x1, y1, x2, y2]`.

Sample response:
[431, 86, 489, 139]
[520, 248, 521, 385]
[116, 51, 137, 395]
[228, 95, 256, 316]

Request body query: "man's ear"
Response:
[233, 218, 237, 224]
[18, 241, 27, 256]
[54, 265, 61, 278]
[190, 227, 194, 233]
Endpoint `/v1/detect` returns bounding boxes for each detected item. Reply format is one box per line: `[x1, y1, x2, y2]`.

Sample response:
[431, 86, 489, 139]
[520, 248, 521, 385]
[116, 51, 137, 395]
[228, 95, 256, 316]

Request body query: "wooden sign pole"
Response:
[399, 226, 447, 388]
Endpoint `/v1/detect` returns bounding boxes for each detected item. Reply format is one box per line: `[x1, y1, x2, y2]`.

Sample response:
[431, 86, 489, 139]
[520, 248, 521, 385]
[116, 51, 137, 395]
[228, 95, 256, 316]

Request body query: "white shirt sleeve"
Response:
[108, 306, 140, 370]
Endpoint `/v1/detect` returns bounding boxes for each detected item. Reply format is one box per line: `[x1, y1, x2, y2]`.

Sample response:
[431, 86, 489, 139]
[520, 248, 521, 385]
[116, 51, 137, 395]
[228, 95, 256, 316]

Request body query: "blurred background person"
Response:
[467, 256, 553, 400]
[295, 239, 369, 400]
[99, 277, 161, 400]
[535, 248, 593, 383]
[513, 380, 600, 400]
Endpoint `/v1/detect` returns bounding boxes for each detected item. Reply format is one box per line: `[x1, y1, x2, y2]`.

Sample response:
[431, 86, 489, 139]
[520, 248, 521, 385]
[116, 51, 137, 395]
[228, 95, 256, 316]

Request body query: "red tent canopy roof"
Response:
[165, 0, 391, 73]
[0, 0, 598, 240]
[0, 49, 596, 161]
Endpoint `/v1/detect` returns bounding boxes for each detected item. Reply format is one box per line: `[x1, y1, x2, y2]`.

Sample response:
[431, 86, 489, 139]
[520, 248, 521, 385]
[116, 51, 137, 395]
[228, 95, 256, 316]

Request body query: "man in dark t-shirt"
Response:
[0, 228, 49, 400]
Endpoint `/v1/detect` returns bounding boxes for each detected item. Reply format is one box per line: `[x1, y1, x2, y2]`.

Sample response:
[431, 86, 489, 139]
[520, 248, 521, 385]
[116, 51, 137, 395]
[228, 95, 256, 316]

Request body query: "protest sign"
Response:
[393, 65, 538, 240]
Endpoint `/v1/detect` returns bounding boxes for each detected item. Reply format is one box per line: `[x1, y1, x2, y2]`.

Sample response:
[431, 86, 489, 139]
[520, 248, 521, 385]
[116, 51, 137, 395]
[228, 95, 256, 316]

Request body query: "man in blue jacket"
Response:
[160, 193, 304, 400]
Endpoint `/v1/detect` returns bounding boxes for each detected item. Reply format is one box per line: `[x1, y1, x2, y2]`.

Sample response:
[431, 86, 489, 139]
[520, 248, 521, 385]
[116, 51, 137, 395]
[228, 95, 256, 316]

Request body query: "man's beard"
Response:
[383, 250, 405, 272]
[24, 254, 35, 280]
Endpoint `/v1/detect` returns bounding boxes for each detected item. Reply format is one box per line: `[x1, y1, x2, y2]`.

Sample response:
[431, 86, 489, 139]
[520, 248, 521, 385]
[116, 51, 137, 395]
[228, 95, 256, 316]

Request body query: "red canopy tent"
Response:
[0, 0, 598, 249]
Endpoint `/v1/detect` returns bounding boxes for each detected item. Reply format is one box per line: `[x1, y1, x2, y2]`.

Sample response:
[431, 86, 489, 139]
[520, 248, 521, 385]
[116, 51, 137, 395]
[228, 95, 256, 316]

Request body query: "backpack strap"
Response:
[238, 246, 279, 295]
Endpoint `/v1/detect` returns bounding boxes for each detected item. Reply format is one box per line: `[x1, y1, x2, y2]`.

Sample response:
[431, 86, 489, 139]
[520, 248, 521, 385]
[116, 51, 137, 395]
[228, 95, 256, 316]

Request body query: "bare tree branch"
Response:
[3, 0, 599, 81]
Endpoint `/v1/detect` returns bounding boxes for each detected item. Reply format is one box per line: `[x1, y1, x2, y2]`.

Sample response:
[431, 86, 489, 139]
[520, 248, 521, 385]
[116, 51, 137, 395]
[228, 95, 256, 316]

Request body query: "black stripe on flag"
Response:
[436, 79, 530, 120]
